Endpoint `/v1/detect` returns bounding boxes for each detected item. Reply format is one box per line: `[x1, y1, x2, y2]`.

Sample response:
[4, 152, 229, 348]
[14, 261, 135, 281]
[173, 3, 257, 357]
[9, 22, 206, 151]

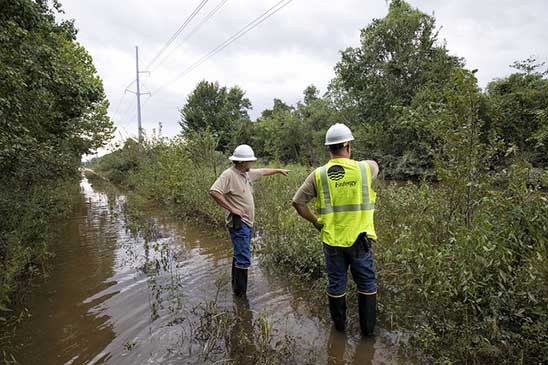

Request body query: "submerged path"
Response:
[11, 175, 403, 364]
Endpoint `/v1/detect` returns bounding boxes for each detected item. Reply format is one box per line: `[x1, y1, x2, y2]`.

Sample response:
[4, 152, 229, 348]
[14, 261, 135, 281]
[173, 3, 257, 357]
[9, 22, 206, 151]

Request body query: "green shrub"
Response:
[92, 135, 548, 363]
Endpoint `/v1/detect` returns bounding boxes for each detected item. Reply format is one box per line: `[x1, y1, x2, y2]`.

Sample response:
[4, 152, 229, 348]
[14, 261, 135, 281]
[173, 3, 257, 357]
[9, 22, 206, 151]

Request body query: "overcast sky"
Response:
[58, 0, 548, 153]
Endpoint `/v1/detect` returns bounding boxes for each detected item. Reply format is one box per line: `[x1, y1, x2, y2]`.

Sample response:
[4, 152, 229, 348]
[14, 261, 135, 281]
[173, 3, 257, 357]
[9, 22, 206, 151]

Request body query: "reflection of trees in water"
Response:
[164, 294, 313, 364]
[9, 177, 119, 364]
[327, 327, 346, 364]
[229, 297, 256, 364]
[87, 178, 384, 364]
[327, 326, 376, 365]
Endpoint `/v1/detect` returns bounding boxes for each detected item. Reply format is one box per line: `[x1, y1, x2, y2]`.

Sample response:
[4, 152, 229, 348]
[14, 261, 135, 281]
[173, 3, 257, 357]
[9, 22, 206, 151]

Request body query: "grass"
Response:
[89, 139, 548, 364]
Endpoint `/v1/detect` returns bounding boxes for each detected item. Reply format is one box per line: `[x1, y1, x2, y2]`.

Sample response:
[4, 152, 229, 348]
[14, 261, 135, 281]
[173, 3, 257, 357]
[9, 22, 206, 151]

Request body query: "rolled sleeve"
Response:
[248, 168, 264, 182]
[210, 171, 230, 194]
[292, 171, 317, 205]
[365, 160, 379, 179]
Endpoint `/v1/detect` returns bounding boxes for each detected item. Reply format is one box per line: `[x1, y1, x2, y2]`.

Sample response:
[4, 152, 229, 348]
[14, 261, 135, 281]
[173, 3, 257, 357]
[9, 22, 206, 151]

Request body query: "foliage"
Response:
[328, 0, 464, 178]
[181, 127, 226, 176]
[0, 0, 113, 320]
[248, 85, 338, 165]
[179, 80, 251, 152]
[0, 0, 113, 184]
[399, 69, 502, 225]
[90, 138, 141, 185]
[92, 120, 548, 363]
[376, 167, 548, 364]
[485, 58, 548, 166]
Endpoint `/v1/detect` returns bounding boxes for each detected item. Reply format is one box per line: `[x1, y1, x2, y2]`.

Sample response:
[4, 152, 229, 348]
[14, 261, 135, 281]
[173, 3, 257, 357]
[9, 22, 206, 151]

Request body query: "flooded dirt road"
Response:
[10, 176, 404, 364]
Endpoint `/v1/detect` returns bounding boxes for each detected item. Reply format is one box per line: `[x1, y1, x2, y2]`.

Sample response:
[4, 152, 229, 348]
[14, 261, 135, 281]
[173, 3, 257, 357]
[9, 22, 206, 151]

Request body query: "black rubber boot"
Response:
[358, 293, 376, 336]
[328, 295, 347, 332]
[233, 266, 248, 298]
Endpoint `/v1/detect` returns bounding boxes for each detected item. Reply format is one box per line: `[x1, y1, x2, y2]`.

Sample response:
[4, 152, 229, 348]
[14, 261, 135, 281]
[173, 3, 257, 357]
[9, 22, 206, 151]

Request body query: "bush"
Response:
[92, 134, 548, 363]
[0, 176, 80, 312]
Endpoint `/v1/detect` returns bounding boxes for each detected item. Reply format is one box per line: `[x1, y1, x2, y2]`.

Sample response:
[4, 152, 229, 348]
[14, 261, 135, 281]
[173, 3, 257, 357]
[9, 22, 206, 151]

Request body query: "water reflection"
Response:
[10, 175, 404, 364]
[352, 337, 375, 365]
[12, 176, 118, 364]
[327, 328, 347, 364]
[229, 297, 256, 364]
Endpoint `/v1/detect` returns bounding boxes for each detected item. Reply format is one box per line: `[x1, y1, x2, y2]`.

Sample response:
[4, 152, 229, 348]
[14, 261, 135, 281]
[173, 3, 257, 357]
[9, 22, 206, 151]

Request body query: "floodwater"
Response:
[9, 175, 405, 364]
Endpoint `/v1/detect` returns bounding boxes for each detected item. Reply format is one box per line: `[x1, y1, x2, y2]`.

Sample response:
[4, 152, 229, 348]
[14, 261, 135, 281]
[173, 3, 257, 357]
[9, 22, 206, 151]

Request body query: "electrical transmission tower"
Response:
[125, 46, 150, 142]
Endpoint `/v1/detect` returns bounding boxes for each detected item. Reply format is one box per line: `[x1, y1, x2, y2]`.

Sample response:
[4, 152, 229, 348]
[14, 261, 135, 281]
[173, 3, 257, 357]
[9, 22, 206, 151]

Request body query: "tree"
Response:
[249, 87, 338, 164]
[259, 98, 294, 119]
[0, 0, 114, 184]
[485, 58, 548, 166]
[329, 0, 464, 177]
[179, 80, 251, 152]
[423, 70, 498, 225]
[296, 85, 340, 164]
[0, 0, 115, 326]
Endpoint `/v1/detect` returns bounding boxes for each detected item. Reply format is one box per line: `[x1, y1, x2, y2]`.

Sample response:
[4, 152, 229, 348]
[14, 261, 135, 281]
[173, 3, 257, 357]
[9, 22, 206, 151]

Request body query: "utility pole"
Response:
[126, 46, 150, 142]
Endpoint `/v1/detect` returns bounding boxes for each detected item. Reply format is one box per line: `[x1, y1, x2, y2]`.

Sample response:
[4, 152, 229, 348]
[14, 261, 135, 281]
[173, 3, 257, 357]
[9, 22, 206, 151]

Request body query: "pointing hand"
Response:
[278, 169, 290, 176]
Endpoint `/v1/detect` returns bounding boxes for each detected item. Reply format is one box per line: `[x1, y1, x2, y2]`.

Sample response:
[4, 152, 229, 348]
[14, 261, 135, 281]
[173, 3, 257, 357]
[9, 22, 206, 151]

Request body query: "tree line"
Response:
[179, 0, 547, 180]
[0, 0, 113, 313]
[88, 1, 548, 363]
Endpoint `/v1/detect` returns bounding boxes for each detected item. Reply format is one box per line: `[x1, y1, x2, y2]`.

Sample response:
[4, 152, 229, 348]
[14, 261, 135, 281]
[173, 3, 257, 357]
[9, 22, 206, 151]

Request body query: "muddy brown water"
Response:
[9, 175, 405, 364]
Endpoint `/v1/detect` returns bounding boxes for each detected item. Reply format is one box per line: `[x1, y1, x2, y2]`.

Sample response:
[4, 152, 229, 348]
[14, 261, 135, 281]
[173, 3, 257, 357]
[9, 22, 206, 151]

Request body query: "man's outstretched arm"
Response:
[257, 168, 289, 177]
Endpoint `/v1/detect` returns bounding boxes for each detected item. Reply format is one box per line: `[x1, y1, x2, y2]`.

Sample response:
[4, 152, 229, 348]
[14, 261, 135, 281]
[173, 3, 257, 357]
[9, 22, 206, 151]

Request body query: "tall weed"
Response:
[91, 135, 548, 363]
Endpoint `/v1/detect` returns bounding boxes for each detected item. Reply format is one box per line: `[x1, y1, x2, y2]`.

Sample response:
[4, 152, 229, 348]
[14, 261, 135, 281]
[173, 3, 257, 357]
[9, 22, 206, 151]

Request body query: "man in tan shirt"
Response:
[209, 144, 288, 297]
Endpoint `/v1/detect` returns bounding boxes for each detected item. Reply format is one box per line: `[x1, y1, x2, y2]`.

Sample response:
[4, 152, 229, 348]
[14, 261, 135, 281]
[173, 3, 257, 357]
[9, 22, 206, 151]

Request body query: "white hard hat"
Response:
[229, 144, 257, 161]
[325, 123, 354, 145]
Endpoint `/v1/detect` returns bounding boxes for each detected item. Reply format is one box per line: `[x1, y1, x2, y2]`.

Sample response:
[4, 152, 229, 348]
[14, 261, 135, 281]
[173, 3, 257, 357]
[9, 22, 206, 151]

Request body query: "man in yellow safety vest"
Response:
[292, 123, 379, 335]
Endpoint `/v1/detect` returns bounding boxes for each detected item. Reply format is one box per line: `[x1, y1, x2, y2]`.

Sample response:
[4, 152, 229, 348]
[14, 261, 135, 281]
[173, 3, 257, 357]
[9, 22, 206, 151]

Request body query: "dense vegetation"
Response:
[2, 0, 546, 363]
[0, 0, 113, 319]
[90, 1, 548, 363]
[90, 136, 548, 364]
[178, 0, 548, 179]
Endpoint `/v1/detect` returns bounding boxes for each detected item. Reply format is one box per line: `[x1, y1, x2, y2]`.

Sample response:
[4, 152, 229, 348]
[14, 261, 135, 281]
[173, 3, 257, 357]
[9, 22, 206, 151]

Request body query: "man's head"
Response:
[325, 123, 354, 158]
[229, 144, 256, 171]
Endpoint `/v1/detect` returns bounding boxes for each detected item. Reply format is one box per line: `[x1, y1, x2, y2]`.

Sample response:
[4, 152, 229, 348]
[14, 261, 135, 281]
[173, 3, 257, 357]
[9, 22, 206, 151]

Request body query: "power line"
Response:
[111, 80, 136, 121]
[110, 0, 233, 140]
[120, 97, 136, 124]
[111, 93, 126, 121]
[144, 0, 210, 71]
[110, 0, 210, 136]
[149, 0, 230, 74]
[150, 0, 294, 97]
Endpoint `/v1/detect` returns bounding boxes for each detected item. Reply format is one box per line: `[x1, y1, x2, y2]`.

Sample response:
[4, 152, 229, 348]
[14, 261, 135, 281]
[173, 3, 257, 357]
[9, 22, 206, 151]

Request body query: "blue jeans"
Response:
[229, 223, 253, 269]
[323, 239, 376, 296]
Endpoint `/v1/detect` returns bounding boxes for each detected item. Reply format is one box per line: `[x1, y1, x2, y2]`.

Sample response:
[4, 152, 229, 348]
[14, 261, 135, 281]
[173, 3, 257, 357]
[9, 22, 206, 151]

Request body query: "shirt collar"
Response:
[329, 157, 351, 163]
[231, 166, 248, 177]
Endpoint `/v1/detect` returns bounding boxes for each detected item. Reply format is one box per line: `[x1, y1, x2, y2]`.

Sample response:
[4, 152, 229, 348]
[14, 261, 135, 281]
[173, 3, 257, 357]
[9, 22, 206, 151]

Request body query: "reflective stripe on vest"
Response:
[318, 161, 375, 214]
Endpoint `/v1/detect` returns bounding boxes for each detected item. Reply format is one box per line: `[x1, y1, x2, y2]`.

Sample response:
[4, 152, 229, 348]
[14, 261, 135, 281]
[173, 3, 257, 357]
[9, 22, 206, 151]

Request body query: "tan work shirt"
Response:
[292, 160, 379, 205]
[210, 167, 264, 227]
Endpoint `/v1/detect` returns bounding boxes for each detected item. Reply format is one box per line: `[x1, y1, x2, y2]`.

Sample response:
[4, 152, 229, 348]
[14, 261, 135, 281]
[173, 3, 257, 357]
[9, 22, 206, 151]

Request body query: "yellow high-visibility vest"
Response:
[315, 158, 377, 247]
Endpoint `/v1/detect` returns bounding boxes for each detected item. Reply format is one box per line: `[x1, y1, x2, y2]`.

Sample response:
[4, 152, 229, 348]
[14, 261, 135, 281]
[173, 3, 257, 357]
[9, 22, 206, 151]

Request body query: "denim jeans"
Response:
[323, 238, 376, 296]
[229, 223, 253, 269]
